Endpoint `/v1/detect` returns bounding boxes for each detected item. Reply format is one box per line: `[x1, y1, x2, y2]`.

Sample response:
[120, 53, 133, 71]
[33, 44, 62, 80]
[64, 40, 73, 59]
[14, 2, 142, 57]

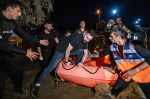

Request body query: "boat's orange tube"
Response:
[57, 61, 118, 88]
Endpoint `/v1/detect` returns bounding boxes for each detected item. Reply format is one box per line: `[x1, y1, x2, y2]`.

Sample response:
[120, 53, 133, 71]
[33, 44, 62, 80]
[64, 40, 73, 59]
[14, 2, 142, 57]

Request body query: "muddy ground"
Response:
[3, 53, 95, 99]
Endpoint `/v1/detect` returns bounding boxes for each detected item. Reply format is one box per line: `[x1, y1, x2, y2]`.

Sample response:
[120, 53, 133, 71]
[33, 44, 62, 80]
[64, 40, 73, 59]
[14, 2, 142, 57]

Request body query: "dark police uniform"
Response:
[0, 12, 40, 98]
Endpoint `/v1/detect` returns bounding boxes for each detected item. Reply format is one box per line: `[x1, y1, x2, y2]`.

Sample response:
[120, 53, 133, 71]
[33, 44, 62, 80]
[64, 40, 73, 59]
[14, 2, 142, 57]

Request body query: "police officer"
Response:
[0, 0, 48, 98]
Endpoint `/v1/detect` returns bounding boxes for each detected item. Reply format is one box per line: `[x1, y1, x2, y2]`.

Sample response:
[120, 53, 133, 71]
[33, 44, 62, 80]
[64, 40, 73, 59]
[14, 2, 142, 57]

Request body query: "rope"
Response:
[83, 66, 101, 74]
[103, 67, 116, 74]
[62, 63, 76, 70]
[62, 63, 101, 74]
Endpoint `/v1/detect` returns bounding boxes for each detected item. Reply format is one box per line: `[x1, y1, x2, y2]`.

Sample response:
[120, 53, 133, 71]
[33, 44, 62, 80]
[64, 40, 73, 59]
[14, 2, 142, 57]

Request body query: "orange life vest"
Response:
[96, 49, 111, 66]
[110, 39, 150, 83]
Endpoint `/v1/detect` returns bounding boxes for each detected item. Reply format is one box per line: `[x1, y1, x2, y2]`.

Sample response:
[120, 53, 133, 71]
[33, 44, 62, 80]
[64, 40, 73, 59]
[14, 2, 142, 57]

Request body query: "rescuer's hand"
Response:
[40, 40, 49, 46]
[26, 48, 39, 61]
[77, 62, 84, 69]
[122, 69, 137, 81]
[39, 56, 43, 60]
[65, 62, 71, 66]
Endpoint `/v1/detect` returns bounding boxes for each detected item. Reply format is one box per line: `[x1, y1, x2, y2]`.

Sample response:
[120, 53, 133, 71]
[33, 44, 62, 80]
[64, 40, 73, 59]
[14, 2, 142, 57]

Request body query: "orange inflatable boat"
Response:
[57, 60, 118, 88]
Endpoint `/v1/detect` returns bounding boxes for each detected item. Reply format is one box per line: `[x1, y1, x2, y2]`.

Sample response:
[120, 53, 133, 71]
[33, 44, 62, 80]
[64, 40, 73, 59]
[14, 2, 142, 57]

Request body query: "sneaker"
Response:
[30, 84, 40, 97]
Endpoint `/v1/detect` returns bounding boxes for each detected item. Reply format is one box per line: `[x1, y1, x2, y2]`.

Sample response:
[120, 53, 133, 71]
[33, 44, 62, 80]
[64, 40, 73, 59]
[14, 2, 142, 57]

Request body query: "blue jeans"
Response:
[36, 49, 84, 83]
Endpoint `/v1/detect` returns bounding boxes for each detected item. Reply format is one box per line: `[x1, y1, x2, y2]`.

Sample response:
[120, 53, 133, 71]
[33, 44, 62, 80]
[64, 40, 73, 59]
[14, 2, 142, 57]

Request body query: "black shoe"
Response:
[31, 84, 40, 97]
[14, 87, 24, 94]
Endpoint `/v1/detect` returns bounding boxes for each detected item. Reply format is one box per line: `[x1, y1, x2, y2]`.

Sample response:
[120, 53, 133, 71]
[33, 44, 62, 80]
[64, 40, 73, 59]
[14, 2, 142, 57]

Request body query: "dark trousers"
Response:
[111, 77, 150, 99]
[138, 83, 150, 99]
[0, 52, 23, 99]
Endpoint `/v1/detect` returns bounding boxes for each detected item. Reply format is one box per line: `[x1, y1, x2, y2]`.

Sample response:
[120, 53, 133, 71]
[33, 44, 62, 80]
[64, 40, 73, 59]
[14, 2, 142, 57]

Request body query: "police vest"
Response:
[110, 39, 150, 83]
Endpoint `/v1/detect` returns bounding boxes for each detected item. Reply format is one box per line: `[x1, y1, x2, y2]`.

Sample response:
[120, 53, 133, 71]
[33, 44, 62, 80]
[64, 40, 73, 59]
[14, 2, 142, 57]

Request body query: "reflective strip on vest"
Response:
[126, 59, 145, 62]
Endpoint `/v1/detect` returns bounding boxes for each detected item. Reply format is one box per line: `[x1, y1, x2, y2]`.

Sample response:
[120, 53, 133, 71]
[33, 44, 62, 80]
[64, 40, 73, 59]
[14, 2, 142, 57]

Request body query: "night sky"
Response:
[51, 0, 150, 27]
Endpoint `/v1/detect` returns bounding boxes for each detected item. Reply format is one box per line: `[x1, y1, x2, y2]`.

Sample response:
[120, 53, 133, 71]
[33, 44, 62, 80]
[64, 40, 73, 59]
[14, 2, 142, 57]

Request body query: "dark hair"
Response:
[111, 24, 119, 30]
[80, 20, 85, 24]
[44, 21, 53, 25]
[1, 0, 23, 10]
[88, 30, 95, 37]
[65, 30, 72, 34]
[112, 28, 125, 39]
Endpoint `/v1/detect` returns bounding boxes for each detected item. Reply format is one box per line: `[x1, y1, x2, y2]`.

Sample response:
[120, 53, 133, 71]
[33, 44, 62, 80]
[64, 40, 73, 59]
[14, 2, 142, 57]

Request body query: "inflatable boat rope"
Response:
[62, 63, 116, 74]
[62, 63, 101, 74]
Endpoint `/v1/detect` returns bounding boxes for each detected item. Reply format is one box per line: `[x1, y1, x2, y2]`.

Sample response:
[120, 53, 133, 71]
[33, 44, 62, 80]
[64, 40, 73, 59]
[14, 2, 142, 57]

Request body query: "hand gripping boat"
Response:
[57, 59, 118, 88]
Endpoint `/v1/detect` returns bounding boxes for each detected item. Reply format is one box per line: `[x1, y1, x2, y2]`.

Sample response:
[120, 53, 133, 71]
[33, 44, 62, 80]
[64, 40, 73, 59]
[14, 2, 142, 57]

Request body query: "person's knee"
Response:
[76, 49, 84, 54]
[79, 49, 84, 54]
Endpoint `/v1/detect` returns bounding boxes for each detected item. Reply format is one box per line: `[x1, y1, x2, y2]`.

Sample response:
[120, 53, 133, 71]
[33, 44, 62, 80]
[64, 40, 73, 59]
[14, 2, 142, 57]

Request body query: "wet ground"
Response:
[3, 54, 95, 99]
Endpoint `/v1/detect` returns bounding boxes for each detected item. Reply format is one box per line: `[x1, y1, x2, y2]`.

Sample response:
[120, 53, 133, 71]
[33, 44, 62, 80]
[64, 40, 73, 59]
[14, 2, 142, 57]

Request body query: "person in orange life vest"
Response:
[108, 28, 150, 98]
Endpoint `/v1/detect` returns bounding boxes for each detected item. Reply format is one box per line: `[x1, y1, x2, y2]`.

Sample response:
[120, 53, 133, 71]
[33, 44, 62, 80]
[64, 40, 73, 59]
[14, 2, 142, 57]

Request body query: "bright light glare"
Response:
[112, 10, 117, 14]
[134, 18, 141, 24]
[135, 21, 139, 24]
[97, 10, 100, 14]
